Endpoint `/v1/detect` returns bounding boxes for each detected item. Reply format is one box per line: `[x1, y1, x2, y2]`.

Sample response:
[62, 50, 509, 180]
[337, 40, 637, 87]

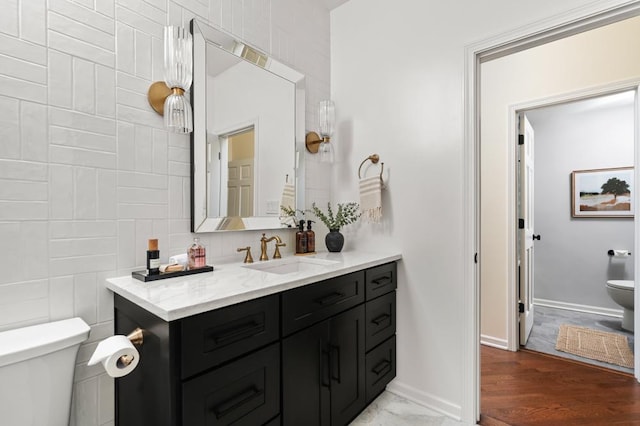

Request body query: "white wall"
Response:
[529, 97, 634, 311]
[330, 0, 627, 420]
[209, 61, 295, 216]
[481, 15, 640, 346]
[0, 1, 330, 424]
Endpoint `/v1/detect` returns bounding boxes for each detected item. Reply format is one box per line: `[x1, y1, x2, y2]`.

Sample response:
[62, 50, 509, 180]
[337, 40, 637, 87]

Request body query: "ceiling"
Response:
[323, 0, 350, 10]
[526, 90, 635, 125]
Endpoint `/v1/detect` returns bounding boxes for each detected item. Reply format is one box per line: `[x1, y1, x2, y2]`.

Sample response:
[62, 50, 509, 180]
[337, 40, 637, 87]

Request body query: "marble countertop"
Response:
[105, 251, 402, 321]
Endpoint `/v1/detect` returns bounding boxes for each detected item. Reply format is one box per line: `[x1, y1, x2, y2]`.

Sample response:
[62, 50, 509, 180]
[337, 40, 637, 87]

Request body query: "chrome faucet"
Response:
[260, 233, 286, 261]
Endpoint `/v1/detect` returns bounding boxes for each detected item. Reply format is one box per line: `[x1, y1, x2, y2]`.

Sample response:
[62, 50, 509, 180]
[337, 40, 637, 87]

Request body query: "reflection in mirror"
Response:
[213, 127, 255, 218]
[191, 19, 305, 233]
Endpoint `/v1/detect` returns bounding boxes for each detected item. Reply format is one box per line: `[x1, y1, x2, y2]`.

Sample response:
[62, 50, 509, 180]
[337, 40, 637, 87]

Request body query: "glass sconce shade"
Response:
[318, 140, 334, 163]
[164, 26, 193, 91]
[318, 100, 335, 139]
[164, 89, 193, 133]
[304, 100, 335, 162]
[161, 26, 193, 133]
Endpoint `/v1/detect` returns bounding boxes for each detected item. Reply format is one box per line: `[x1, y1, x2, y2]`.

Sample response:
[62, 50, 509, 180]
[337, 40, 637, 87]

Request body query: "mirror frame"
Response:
[190, 18, 306, 233]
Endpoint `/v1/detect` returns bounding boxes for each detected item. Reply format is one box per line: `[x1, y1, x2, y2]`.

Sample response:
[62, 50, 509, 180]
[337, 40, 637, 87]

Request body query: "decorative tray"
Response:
[132, 265, 214, 282]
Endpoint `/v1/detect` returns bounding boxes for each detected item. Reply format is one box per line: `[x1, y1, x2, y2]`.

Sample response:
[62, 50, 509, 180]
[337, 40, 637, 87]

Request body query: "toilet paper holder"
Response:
[119, 328, 144, 367]
[608, 249, 631, 256]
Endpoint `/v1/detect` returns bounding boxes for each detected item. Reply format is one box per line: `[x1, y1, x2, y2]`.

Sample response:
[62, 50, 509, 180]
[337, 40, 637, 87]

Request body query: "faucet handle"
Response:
[273, 242, 286, 259]
[237, 246, 254, 263]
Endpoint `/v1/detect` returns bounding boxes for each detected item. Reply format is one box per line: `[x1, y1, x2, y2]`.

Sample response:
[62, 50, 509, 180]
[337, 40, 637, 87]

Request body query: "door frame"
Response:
[463, 1, 640, 422]
[507, 83, 640, 350]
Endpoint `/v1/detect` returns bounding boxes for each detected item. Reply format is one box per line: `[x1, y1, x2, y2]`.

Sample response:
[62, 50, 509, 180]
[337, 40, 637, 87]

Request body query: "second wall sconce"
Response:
[147, 26, 193, 134]
[306, 100, 335, 163]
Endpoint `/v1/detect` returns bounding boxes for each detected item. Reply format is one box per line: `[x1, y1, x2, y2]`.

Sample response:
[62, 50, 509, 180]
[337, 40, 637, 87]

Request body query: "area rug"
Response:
[555, 324, 634, 368]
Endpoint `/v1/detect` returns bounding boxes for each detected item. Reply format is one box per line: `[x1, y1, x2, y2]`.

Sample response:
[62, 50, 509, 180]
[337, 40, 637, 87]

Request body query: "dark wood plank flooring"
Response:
[480, 345, 640, 425]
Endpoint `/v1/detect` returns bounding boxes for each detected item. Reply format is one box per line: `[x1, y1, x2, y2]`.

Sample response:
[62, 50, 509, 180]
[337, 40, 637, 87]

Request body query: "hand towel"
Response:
[160, 263, 186, 273]
[359, 176, 382, 223]
[169, 253, 188, 267]
[280, 182, 295, 212]
[279, 182, 297, 227]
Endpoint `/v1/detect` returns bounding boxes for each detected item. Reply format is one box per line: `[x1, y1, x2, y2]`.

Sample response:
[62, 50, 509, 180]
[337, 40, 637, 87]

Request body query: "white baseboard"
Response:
[480, 334, 508, 350]
[534, 298, 623, 318]
[386, 380, 462, 421]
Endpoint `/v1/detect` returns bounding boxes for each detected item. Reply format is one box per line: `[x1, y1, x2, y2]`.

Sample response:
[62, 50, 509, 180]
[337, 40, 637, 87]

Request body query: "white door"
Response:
[519, 113, 536, 346]
[227, 158, 254, 217]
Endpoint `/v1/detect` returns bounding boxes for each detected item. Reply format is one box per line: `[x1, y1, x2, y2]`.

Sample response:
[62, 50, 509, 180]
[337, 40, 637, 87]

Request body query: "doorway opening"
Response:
[468, 4, 640, 423]
[517, 91, 636, 375]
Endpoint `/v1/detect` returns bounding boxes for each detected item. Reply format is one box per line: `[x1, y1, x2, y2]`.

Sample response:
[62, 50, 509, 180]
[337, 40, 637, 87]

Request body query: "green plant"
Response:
[311, 202, 361, 230]
[280, 205, 305, 218]
[280, 205, 305, 227]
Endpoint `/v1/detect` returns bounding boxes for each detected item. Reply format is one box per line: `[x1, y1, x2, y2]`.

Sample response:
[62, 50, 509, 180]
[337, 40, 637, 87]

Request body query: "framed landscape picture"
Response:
[571, 167, 634, 218]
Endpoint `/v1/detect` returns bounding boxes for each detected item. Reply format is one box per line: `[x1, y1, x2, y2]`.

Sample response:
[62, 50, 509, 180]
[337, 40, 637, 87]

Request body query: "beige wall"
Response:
[229, 129, 255, 160]
[481, 15, 640, 346]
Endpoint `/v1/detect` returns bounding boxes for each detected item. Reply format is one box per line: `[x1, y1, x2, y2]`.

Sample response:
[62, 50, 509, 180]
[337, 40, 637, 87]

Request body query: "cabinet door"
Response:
[365, 291, 396, 352]
[365, 262, 396, 301]
[182, 343, 280, 426]
[181, 295, 279, 379]
[329, 304, 366, 426]
[282, 271, 365, 336]
[365, 336, 396, 403]
[282, 321, 330, 426]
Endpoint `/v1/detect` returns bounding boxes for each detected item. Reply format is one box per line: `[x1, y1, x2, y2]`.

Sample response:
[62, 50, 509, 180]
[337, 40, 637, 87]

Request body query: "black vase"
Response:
[325, 229, 344, 252]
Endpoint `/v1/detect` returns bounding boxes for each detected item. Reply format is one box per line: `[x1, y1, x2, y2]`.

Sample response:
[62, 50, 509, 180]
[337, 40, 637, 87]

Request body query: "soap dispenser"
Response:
[296, 220, 308, 254]
[305, 220, 315, 254]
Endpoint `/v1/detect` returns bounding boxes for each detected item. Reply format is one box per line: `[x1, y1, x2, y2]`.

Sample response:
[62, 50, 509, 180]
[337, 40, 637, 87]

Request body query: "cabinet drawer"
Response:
[365, 291, 396, 352]
[181, 295, 279, 379]
[365, 336, 396, 403]
[281, 271, 365, 336]
[365, 262, 396, 301]
[182, 343, 280, 426]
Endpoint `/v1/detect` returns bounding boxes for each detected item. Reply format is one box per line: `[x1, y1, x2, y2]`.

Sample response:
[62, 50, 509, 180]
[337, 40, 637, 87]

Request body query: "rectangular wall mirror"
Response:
[191, 19, 305, 232]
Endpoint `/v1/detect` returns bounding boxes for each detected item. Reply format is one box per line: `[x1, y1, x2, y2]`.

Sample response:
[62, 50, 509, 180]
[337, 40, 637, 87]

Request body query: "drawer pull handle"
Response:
[330, 345, 341, 384]
[372, 359, 392, 376]
[371, 276, 392, 287]
[212, 321, 264, 345]
[371, 313, 390, 326]
[315, 292, 346, 306]
[321, 348, 331, 388]
[212, 386, 264, 418]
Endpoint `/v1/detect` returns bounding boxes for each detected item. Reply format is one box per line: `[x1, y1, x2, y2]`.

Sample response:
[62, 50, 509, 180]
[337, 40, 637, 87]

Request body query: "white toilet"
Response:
[606, 280, 635, 332]
[0, 317, 90, 426]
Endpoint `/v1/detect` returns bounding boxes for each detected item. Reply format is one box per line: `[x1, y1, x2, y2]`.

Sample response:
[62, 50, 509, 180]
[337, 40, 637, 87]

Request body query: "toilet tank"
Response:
[0, 317, 91, 426]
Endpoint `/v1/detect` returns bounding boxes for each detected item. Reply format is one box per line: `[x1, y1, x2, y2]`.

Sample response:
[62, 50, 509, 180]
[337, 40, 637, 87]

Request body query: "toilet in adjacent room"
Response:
[606, 280, 635, 331]
[0, 317, 91, 426]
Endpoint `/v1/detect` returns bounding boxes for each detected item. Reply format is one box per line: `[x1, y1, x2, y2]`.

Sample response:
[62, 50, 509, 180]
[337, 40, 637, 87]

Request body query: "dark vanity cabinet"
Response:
[281, 272, 366, 425]
[113, 261, 397, 426]
[114, 294, 281, 426]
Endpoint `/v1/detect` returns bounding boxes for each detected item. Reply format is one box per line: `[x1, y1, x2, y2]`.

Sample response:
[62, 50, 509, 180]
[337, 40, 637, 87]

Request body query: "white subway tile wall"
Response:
[0, 0, 331, 424]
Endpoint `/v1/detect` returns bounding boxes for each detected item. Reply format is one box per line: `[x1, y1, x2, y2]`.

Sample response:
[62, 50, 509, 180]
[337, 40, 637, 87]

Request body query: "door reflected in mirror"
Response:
[215, 128, 255, 218]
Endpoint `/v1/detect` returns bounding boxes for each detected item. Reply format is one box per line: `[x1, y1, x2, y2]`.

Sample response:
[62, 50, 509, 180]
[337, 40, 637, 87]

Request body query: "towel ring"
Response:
[358, 154, 384, 184]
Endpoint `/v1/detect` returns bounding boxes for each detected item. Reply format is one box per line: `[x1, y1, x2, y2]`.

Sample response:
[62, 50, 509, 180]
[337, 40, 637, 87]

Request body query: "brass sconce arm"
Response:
[305, 132, 330, 153]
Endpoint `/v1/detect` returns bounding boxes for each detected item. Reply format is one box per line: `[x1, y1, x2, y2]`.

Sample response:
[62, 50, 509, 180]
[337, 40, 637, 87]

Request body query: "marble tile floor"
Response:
[523, 305, 634, 374]
[350, 391, 473, 426]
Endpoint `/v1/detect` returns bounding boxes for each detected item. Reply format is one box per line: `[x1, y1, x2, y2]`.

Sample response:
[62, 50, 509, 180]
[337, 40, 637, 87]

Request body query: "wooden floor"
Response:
[480, 345, 640, 426]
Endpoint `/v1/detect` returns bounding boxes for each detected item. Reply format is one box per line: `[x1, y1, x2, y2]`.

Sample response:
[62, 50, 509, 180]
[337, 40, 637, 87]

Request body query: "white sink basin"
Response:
[242, 257, 340, 275]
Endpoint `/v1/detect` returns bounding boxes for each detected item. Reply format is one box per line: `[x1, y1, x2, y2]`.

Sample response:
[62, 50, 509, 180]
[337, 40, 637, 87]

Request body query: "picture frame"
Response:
[571, 167, 634, 218]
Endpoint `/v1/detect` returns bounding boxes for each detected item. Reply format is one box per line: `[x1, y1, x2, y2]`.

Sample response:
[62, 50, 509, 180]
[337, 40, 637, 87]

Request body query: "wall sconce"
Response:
[147, 26, 193, 134]
[306, 100, 335, 163]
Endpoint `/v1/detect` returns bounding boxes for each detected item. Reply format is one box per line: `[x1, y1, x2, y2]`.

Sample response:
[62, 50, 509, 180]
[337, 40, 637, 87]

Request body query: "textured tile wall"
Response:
[0, 0, 330, 424]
